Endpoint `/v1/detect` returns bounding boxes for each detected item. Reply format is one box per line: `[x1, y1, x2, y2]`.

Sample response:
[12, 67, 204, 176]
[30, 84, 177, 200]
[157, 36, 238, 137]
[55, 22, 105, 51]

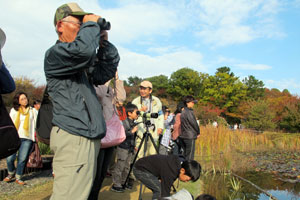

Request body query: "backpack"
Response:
[36, 87, 52, 145]
[0, 95, 21, 159]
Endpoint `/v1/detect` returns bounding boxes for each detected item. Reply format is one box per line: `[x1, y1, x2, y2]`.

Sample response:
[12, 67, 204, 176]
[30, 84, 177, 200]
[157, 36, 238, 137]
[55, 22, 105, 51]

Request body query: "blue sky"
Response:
[0, 0, 299, 95]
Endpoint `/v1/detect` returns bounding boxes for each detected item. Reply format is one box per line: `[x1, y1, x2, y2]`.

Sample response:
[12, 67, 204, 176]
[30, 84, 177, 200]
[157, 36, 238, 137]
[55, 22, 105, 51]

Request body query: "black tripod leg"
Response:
[122, 130, 159, 199]
[138, 132, 150, 199]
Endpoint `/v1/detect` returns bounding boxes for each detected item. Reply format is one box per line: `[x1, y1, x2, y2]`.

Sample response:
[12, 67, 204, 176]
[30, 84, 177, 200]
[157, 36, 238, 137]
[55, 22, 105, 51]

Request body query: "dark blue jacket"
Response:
[44, 21, 119, 139]
[0, 63, 15, 94]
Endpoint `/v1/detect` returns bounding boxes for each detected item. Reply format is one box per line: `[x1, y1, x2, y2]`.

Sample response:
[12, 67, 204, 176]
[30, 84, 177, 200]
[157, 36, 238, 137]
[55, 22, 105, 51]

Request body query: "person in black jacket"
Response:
[111, 103, 138, 192]
[179, 95, 200, 160]
[133, 154, 201, 199]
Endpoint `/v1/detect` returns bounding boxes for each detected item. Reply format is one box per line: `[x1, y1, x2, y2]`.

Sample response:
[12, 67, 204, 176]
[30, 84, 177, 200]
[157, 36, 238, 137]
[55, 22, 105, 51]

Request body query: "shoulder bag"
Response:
[36, 86, 52, 145]
[26, 142, 43, 168]
[0, 95, 21, 159]
[100, 83, 126, 148]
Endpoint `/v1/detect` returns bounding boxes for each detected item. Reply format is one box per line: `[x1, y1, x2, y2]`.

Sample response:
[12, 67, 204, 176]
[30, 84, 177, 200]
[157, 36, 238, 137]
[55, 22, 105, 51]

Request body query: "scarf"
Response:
[14, 107, 30, 137]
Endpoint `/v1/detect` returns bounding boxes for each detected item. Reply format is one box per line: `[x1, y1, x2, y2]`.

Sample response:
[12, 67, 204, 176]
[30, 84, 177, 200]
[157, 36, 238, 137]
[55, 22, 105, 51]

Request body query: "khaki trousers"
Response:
[135, 133, 158, 158]
[50, 126, 100, 200]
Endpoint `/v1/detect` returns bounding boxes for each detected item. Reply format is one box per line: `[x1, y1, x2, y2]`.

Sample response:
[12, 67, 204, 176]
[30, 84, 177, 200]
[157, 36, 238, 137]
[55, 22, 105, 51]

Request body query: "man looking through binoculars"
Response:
[44, 3, 119, 199]
[132, 81, 164, 158]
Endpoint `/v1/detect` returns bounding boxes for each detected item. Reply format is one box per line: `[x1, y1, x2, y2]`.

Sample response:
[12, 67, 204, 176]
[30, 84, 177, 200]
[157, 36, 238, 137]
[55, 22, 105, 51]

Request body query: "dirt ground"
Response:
[0, 176, 154, 200]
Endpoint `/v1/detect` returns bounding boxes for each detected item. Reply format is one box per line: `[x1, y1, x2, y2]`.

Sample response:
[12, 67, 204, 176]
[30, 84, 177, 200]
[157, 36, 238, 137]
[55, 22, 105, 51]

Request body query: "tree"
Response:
[282, 89, 291, 95]
[2, 76, 44, 107]
[216, 66, 234, 76]
[168, 67, 206, 101]
[243, 75, 265, 100]
[127, 76, 142, 86]
[242, 100, 276, 131]
[195, 103, 225, 125]
[279, 102, 300, 132]
[201, 67, 247, 122]
[146, 75, 169, 98]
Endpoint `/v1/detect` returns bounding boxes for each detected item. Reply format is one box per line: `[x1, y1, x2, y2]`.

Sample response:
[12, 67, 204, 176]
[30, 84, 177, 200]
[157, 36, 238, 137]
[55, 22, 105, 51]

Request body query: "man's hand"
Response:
[140, 106, 148, 112]
[131, 126, 138, 134]
[83, 14, 101, 23]
[100, 31, 108, 47]
[197, 134, 200, 138]
[115, 70, 119, 80]
[157, 128, 163, 135]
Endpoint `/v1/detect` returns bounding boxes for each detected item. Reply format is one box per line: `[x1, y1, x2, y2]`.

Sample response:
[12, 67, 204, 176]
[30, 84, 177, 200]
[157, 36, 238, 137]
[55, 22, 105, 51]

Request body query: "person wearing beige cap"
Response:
[132, 80, 164, 158]
[44, 3, 119, 199]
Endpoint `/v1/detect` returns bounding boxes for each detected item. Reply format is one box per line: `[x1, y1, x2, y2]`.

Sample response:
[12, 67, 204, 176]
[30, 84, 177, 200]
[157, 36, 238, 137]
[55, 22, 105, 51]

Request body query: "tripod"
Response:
[123, 119, 177, 200]
[123, 119, 158, 200]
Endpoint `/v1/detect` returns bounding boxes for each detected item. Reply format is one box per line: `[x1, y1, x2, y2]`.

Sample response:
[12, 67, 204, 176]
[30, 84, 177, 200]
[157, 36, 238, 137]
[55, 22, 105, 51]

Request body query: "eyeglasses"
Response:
[61, 20, 82, 26]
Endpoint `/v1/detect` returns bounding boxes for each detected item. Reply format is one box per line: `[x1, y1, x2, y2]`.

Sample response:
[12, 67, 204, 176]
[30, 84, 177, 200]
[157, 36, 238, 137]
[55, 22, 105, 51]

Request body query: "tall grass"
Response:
[195, 125, 300, 171]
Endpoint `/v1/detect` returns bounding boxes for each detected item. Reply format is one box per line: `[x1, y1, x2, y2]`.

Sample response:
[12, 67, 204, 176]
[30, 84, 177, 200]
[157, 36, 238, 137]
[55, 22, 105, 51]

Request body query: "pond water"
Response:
[201, 171, 300, 200]
[259, 190, 300, 200]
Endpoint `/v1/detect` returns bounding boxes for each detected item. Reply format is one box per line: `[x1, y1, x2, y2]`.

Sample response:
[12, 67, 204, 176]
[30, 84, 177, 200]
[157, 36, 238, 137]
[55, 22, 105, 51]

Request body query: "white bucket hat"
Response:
[0, 28, 6, 50]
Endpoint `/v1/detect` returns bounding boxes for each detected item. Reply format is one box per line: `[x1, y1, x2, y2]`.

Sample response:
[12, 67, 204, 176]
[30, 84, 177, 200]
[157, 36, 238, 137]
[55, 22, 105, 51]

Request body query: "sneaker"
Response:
[3, 174, 15, 182]
[15, 179, 26, 185]
[125, 183, 133, 190]
[110, 185, 124, 193]
[126, 178, 134, 189]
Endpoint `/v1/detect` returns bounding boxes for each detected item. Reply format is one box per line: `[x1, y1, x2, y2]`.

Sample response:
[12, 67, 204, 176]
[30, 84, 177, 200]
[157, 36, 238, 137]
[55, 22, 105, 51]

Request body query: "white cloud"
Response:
[101, 2, 181, 44]
[0, 0, 62, 85]
[293, 0, 300, 7]
[0, 0, 185, 86]
[0, 0, 292, 94]
[147, 46, 177, 54]
[189, 0, 284, 46]
[213, 56, 272, 71]
[265, 79, 300, 95]
[117, 46, 206, 79]
[235, 63, 272, 70]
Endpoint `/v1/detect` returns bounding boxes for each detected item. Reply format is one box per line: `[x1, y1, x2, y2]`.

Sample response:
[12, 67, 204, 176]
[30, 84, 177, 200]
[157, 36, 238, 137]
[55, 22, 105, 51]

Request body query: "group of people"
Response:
[0, 2, 216, 200]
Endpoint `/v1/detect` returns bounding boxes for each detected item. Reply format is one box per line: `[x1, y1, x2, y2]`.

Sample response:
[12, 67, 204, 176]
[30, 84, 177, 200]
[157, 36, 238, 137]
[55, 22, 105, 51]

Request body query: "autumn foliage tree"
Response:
[201, 67, 247, 123]
[2, 76, 45, 107]
[241, 99, 276, 131]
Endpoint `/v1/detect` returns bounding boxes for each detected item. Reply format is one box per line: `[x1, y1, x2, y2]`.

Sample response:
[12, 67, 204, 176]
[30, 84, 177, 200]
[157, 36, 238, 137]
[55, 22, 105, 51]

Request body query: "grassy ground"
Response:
[0, 181, 53, 200]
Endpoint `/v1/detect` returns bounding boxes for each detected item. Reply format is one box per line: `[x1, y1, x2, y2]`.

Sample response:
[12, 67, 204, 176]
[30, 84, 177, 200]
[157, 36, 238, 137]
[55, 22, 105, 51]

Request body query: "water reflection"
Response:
[201, 171, 300, 200]
[259, 190, 300, 200]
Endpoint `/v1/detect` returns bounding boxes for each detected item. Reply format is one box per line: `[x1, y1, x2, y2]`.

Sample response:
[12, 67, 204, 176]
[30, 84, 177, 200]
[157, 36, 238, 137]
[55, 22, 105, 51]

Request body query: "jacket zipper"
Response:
[83, 98, 92, 122]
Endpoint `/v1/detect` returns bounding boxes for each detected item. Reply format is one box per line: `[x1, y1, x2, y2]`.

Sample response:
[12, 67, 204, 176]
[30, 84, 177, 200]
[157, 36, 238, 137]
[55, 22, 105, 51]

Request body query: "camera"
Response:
[97, 18, 111, 31]
[136, 111, 158, 119]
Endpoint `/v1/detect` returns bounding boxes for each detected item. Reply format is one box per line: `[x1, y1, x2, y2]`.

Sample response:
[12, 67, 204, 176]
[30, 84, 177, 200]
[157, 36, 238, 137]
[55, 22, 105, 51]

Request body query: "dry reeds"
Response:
[195, 125, 300, 171]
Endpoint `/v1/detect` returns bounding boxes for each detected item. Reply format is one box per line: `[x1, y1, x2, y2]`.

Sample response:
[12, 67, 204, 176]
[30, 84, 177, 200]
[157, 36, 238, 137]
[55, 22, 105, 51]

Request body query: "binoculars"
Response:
[97, 18, 111, 31]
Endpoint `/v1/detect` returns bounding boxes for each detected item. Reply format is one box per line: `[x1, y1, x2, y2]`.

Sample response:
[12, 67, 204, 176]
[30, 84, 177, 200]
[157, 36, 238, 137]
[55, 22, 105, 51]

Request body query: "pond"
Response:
[200, 171, 300, 200]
